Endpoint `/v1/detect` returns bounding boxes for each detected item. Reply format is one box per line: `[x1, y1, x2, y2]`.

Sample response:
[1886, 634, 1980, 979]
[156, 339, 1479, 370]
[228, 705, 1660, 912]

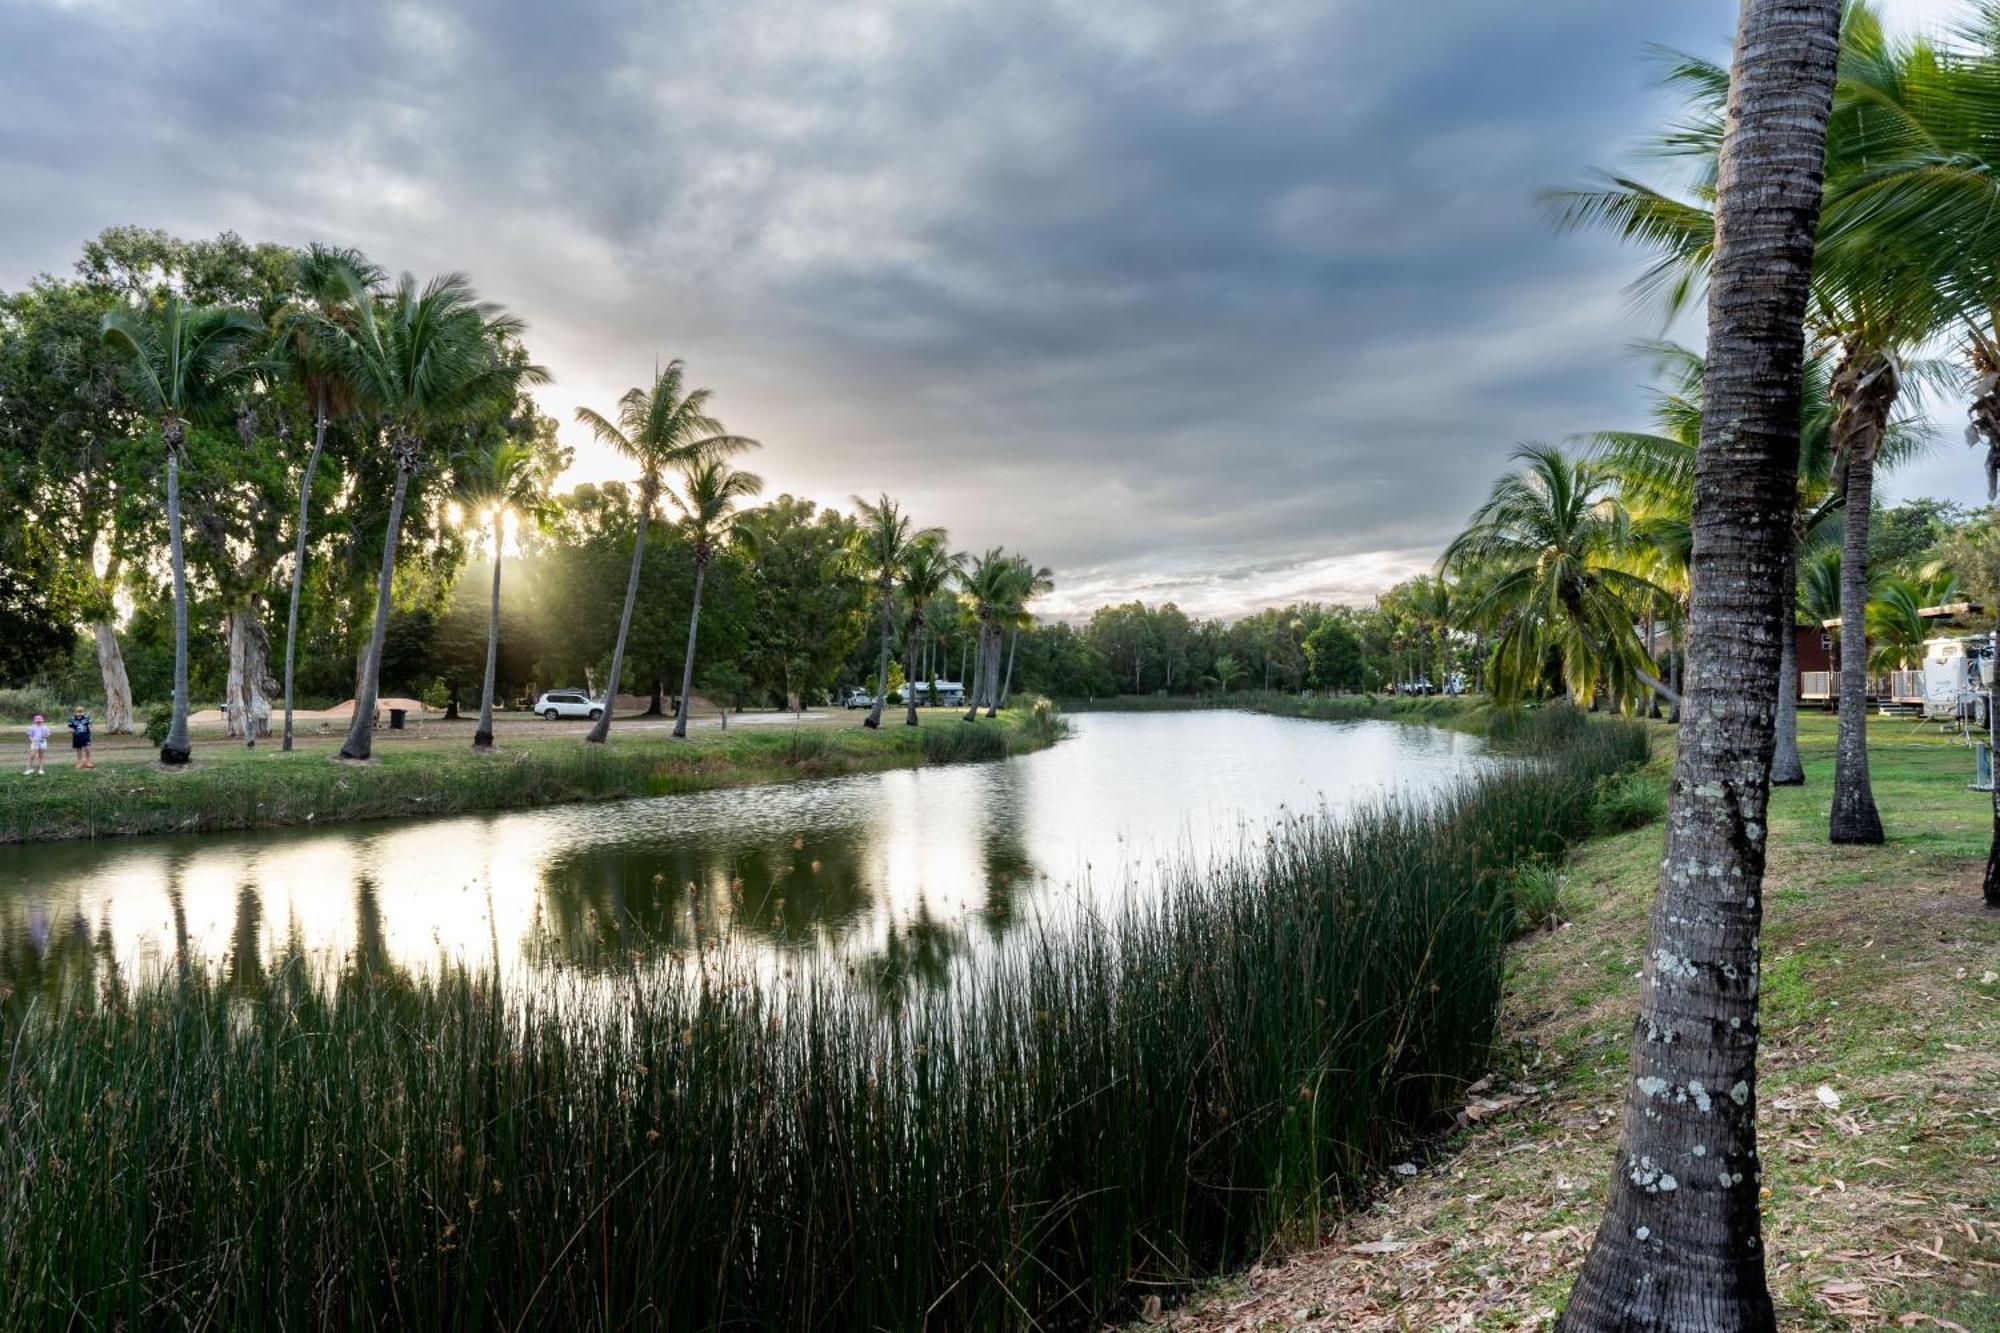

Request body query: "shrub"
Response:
[143, 702, 173, 745]
[1509, 861, 1569, 933]
[1593, 771, 1668, 834]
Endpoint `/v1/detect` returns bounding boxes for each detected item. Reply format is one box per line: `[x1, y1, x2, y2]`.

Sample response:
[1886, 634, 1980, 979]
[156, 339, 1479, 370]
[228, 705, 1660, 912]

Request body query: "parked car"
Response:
[843, 689, 875, 709]
[533, 689, 604, 721]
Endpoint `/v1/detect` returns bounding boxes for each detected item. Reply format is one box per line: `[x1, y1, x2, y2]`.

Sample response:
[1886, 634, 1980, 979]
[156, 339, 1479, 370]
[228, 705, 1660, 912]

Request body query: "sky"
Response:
[0, 0, 1979, 619]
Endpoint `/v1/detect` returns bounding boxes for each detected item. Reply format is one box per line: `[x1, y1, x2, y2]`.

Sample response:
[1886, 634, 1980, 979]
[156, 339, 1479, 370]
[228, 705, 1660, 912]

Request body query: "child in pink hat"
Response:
[24, 714, 48, 775]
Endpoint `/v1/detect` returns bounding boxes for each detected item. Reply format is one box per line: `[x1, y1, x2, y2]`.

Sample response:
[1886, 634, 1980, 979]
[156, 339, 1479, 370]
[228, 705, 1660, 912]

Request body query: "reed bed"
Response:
[0, 709, 1645, 1331]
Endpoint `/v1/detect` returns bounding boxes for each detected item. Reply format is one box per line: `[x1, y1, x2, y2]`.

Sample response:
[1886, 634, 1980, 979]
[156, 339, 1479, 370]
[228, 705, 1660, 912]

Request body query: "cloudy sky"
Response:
[0, 0, 1976, 618]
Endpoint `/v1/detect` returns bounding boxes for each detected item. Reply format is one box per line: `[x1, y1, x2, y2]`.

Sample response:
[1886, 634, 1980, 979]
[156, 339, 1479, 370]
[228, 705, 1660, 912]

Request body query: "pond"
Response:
[0, 710, 1493, 996]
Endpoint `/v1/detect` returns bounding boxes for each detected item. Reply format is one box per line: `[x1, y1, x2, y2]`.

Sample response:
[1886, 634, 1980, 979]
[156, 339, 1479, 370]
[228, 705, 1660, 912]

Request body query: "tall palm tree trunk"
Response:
[1000, 627, 1020, 708]
[474, 512, 504, 749]
[983, 625, 1003, 718]
[340, 460, 414, 761]
[161, 443, 194, 766]
[1987, 598, 2000, 909]
[905, 611, 923, 726]
[282, 394, 327, 752]
[672, 559, 709, 739]
[963, 625, 987, 722]
[1772, 552, 1804, 784]
[1830, 451, 1885, 842]
[589, 493, 652, 745]
[1559, 2, 1839, 1327]
[865, 589, 892, 729]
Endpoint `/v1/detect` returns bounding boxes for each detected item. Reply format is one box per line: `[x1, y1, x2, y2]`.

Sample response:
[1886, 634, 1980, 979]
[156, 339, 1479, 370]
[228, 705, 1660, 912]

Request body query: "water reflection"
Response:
[0, 712, 1492, 1001]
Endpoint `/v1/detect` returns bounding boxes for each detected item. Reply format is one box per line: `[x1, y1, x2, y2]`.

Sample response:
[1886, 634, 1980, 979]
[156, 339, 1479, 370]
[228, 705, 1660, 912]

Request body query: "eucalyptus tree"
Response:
[99, 296, 263, 764]
[997, 557, 1054, 709]
[1442, 444, 1667, 707]
[268, 243, 381, 750]
[572, 361, 753, 743]
[330, 273, 544, 761]
[897, 536, 963, 724]
[851, 495, 940, 729]
[667, 456, 763, 738]
[455, 438, 551, 749]
[1558, 1, 1843, 1326]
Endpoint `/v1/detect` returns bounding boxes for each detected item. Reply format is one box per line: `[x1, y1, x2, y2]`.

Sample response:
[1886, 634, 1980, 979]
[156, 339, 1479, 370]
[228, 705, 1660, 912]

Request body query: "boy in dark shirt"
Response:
[68, 706, 95, 769]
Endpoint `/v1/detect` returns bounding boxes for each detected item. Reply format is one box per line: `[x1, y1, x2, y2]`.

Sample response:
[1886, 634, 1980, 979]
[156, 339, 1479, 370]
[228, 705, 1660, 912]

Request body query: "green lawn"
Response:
[0, 706, 1062, 844]
[1155, 710, 2000, 1331]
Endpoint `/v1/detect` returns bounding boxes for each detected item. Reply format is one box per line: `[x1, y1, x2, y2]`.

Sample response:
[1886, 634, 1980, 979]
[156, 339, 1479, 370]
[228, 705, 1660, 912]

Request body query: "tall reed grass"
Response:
[0, 709, 1645, 1331]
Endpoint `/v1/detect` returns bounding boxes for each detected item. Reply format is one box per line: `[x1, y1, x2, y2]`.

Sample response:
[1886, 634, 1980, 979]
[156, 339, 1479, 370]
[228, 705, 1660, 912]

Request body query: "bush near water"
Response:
[0, 707, 1645, 1330]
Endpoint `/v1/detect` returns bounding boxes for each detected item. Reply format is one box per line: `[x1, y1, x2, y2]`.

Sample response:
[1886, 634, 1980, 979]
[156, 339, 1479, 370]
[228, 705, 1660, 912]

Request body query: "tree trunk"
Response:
[474, 511, 503, 749]
[1987, 600, 2000, 909]
[865, 585, 891, 729]
[282, 395, 327, 752]
[162, 445, 194, 765]
[1830, 449, 1886, 842]
[339, 461, 414, 762]
[905, 608, 922, 726]
[673, 559, 708, 739]
[1559, 2, 1839, 1327]
[983, 624, 1003, 718]
[1000, 626, 1020, 708]
[963, 625, 987, 721]
[1771, 558, 1804, 784]
[224, 603, 275, 742]
[91, 621, 135, 735]
[588, 486, 652, 745]
[646, 680, 665, 716]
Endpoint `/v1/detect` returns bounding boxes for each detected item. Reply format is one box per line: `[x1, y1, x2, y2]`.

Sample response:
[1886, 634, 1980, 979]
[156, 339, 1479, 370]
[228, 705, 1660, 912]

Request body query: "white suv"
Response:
[533, 690, 604, 721]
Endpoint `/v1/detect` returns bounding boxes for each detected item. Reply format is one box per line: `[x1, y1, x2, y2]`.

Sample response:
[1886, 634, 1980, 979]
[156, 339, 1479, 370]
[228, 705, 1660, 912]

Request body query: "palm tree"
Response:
[957, 550, 1025, 721]
[268, 244, 381, 752]
[1549, 4, 1959, 841]
[897, 536, 964, 725]
[997, 557, 1054, 709]
[667, 456, 763, 738]
[1443, 444, 1667, 707]
[1558, 1, 1842, 1326]
[572, 361, 754, 744]
[851, 495, 940, 729]
[329, 272, 544, 762]
[455, 438, 550, 749]
[1208, 653, 1248, 694]
[1592, 342, 1925, 775]
[100, 296, 263, 765]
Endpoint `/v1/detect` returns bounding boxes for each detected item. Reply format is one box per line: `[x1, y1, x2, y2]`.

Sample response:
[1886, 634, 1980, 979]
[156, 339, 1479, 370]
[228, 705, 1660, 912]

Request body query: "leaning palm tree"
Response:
[667, 456, 763, 738]
[851, 495, 940, 729]
[573, 361, 755, 744]
[100, 296, 264, 765]
[455, 437, 550, 749]
[897, 536, 964, 725]
[997, 557, 1054, 709]
[330, 272, 544, 762]
[1443, 444, 1667, 708]
[1558, 1, 1842, 1324]
[268, 244, 381, 751]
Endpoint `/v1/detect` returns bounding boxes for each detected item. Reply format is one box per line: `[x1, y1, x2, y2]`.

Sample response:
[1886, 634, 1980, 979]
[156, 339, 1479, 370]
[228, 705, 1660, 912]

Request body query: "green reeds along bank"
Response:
[0, 709, 1646, 1331]
[0, 703, 1067, 846]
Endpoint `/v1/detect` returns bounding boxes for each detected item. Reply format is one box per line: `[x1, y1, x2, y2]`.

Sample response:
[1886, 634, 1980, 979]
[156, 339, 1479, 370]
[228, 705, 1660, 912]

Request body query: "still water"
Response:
[0, 711, 1492, 994]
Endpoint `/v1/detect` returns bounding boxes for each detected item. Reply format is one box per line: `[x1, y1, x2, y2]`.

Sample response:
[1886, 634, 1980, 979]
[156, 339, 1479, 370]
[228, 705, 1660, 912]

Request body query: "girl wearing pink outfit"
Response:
[25, 714, 49, 775]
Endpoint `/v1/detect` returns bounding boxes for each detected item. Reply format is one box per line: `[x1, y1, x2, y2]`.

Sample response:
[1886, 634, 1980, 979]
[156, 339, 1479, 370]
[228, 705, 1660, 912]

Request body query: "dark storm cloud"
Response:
[1, 0, 1739, 616]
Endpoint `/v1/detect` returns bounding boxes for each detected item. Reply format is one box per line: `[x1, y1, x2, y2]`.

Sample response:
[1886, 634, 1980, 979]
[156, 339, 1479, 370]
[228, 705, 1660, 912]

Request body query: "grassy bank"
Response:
[1154, 711, 2000, 1331]
[0, 708, 1647, 1331]
[1065, 689, 1485, 727]
[0, 703, 1064, 845]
